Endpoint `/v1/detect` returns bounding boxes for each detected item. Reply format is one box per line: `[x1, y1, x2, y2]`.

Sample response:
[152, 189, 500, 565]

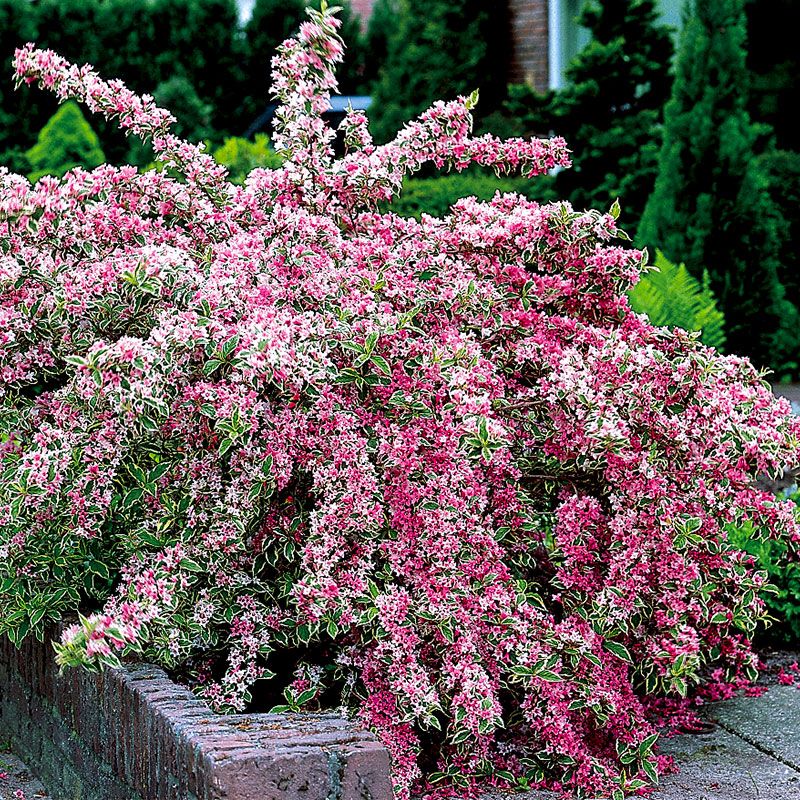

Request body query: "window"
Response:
[549, 0, 683, 90]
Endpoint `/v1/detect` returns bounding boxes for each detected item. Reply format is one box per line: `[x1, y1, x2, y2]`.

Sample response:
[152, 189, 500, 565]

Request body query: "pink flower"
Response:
[2, 5, 798, 800]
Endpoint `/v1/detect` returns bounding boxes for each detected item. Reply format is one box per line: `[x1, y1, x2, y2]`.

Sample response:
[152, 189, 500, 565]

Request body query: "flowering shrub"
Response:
[729, 494, 800, 644]
[1, 5, 799, 799]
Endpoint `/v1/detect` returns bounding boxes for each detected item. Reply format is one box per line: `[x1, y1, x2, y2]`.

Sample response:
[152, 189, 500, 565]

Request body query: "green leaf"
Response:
[138, 530, 164, 548]
[642, 757, 659, 784]
[672, 676, 688, 697]
[364, 332, 379, 353]
[638, 732, 659, 757]
[297, 623, 313, 643]
[628, 251, 726, 350]
[148, 462, 170, 483]
[88, 560, 110, 580]
[64, 354, 87, 367]
[221, 335, 240, 358]
[139, 415, 159, 432]
[130, 464, 146, 484]
[604, 641, 633, 664]
[295, 688, 318, 706]
[370, 355, 390, 375]
[451, 728, 471, 745]
[29, 607, 47, 628]
[123, 487, 144, 509]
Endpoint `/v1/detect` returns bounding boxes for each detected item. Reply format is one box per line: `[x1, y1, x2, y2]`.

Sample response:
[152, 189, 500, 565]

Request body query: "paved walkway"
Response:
[653, 684, 800, 799]
[3, 676, 800, 800]
[0, 742, 52, 800]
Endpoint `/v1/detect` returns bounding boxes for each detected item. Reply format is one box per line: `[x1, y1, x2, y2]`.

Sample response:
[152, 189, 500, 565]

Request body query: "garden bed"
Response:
[0, 627, 392, 800]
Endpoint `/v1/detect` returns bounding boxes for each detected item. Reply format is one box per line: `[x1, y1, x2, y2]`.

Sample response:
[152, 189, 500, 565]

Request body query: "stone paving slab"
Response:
[0, 740, 52, 800]
[656, 724, 800, 799]
[710, 684, 800, 771]
[484, 723, 800, 800]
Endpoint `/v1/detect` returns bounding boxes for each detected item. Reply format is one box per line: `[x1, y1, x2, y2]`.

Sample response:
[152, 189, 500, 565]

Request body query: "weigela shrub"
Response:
[1, 6, 799, 798]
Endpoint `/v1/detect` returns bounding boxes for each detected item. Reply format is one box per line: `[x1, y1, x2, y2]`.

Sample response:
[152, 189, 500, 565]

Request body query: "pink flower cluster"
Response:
[1, 5, 799, 799]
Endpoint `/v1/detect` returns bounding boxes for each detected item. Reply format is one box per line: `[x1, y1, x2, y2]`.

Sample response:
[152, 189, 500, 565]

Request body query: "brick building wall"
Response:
[508, 0, 549, 89]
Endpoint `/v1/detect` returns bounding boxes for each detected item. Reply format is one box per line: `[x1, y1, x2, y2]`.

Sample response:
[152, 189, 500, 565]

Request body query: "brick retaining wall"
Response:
[0, 629, 393, 800]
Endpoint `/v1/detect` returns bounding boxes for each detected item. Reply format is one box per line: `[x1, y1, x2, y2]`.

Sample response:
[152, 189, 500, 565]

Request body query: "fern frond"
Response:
[628, 250, 726, 349]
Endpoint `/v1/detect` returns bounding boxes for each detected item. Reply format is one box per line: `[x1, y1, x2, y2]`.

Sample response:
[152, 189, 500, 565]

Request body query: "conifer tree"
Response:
[370, 0, 511, 142]
[362, 0, 396, 89]
[244, 0, 365, 108]
[332, 0, 368, 94]
[639, 0, 797, 370]
[149, 0, 244, 133]
[0, 0, 39, 165]
[244, 0, 307, 121]
[505, 0, 673, 229]
[25, 101, 105, 182]
[549, 0, 674, 230]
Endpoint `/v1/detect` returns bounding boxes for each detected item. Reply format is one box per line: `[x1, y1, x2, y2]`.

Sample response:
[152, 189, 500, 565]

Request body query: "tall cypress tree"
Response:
[746, 0, 799, 152]
[244, 0, 307, 122]
[149, 0, 245, 134]
[35, 0, 103, 65]
[332, 0, 368, 94]
[638, 0, 797, 370]
[547, 0, 674, 231]
[369, 0, 511, 143]
[362, 0, 397, 90]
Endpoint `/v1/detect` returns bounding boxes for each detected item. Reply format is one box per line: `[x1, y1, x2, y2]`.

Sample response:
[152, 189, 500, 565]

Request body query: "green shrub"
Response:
[362, 0, 396, 88]
[629, 251, 726, 350]
[212, 134, 282, 184]
[154, 76, 213, 142]
[243, 0, 307, 122]
[369, 0, 512, 142]
[746, 0, 800, 152]
[0, 0, 40, 163]
[387, 172, 555, 219]
[128, 76, 213, 166]
[728, 505, 800, 644]
[638, 0, 798, 372]
[759, 149, 800, 325]
[25, 100, 105, 182]
[147, 0, 245, 133]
